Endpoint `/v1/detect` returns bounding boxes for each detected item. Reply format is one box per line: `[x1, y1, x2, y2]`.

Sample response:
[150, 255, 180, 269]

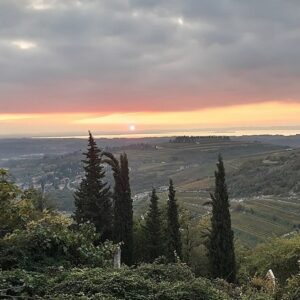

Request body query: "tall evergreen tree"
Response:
[119, 153, 133, 265]
[144, 188, 162, 262]
[207, 154, 236, 283]
[103, 152, 133, 265]
[73, 132, 112, 241]
[166, 179, 182, 262]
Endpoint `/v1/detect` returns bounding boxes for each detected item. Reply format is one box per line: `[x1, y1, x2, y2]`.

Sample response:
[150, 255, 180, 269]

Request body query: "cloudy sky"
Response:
[1, 0, 300, 136]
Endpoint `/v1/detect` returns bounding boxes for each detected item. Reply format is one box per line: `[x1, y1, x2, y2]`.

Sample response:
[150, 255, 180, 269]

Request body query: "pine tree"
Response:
[207, 154, 236, 283]
[144, 188, 162, 262]
[103, 152, 133, 265]
[166, 179, 182, 262]
[73, 131, 112, 241]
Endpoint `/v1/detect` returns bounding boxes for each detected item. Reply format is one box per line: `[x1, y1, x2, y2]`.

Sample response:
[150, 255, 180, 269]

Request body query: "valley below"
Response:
[0, 135, 299, 247]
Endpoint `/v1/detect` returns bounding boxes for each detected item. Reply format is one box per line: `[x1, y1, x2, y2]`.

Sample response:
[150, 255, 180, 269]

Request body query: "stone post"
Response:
[114, 246, 121, 268]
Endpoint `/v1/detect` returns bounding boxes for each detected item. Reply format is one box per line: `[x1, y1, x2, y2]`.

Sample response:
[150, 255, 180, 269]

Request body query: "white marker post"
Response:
[114, 246, 121, 269]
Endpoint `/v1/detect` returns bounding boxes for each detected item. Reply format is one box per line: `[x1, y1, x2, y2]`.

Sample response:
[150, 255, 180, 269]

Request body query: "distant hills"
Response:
[233, 134, 300, 148]
[228, 149, 300, 197]
[0, 134, 299, 160]
[0, 135, 299, 246]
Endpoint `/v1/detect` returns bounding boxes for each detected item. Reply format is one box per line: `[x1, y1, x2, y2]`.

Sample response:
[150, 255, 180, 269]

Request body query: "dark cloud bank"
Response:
[0, 0, 300, 113]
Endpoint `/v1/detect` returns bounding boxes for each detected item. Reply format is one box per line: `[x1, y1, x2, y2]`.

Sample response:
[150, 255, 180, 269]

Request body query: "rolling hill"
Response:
[0, 137, 299, 246]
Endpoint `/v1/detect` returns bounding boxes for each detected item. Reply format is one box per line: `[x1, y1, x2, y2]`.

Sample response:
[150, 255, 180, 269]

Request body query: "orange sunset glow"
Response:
[1, 102, 300, 137]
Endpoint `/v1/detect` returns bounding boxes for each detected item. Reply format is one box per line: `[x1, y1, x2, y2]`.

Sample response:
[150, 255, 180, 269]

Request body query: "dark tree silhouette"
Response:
[207, 154, 236, 283]
[103, 152, 133, 265]
[144, 188, 163, 262]
[166, 179, 182, 262]
[73, 132, 112, 241]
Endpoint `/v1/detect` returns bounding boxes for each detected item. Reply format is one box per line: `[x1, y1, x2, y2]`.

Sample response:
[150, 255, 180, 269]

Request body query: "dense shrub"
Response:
[0, 214, 117, 270]
[282, 274, 300, 300]
[48, 263, 229, 300]
[0, 263, 277, 299]
[0, 170, 35, 237]
[212, 278, 273, 300]
[244, 234, 300, 284]
[0, 264, 230, 299]
[0, 269, 48, 298]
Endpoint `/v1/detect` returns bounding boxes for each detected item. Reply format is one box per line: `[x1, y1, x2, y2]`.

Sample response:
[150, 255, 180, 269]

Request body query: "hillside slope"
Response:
[227, 149, 300, 197]
[2, 139, 299, 246]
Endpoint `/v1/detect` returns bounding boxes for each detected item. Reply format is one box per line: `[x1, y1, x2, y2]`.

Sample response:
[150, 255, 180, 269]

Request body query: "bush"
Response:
[245, 234, 300, 284]
[48, 263, 228, 300]
[0, 262, 281, 299]
[0, 213, 117, 270]
[0, 269, 48, 298]
[212, 278, 273, 300]
[0, 264, 230, 299]
[282, 274, 300, 300]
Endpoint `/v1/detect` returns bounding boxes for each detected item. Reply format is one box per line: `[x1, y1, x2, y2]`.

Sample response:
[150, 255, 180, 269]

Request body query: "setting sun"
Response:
[129, 125, 136, 132]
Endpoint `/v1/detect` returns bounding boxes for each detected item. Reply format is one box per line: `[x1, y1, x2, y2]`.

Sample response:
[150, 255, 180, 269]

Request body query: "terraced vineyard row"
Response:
[164, 191, 300, 246]
[134, 189, 300, 246]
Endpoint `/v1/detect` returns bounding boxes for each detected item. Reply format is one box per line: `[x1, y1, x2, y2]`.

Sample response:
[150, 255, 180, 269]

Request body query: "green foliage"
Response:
[0, 263, 230, 299]
[0, 169, 50, 239]
[212, 279, 273, 300]
[0, 169, 116, 271]
[132, 218, 148, 263]
[282, 273, 300, 300]
[245, 234, 300, 284]
[166, 179, 182, 262]
[207, 155, 236, 282]
[103, 151, 133, 265]
[119, 153, 134, 265]
[239, 289, 273, 300]
[0, 263, 278, 299]
[74, 132, 113, 241]
[144, 188, 163, 262]
[181, 211, 211, 277]
[0, 169, 23, 237]
[23, 188, 56, 212]
[0, 213, 117, 270]
[0, 269, 49, 298]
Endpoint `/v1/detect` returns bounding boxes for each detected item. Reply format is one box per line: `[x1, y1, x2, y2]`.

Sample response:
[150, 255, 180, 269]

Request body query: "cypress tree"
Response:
[144, 188, 162, 262]
[207, 154, 236, 283]
[103, 152, 133, 265]
[119, 153, 133, 265]
[166, 179, 182, 262]
[73, 131, 112, 241]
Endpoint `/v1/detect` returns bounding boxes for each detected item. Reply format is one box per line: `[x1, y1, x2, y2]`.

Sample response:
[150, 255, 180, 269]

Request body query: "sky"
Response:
[1, 0, 300, 136]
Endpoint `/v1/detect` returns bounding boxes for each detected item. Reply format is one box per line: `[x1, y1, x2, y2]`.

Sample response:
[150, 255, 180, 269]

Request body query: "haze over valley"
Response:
[1, 134, 299, 247]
